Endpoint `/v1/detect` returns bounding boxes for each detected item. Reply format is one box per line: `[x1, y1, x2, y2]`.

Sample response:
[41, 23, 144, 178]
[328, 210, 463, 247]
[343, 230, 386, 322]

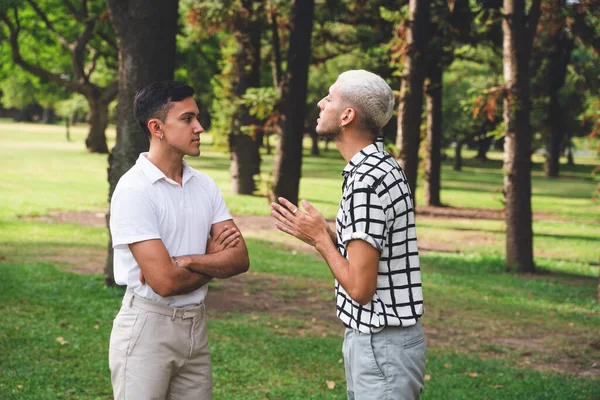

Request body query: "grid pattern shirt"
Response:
[335, 139, 424, 334]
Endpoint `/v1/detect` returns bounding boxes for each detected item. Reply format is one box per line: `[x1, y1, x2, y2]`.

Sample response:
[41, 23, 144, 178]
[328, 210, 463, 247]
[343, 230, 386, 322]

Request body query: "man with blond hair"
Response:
[271, 70, 426, 399]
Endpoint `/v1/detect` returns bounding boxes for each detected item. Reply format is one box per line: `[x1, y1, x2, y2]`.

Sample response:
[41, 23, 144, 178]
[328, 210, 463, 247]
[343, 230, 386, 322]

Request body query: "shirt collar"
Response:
[136, 153, 194, 185]
[341, 137, 385, 177]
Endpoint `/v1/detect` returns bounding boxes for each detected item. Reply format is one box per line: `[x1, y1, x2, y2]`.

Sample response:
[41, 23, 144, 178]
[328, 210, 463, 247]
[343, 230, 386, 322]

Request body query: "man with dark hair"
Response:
[271, 70, 426, 399]
[109, 81, 249, 399]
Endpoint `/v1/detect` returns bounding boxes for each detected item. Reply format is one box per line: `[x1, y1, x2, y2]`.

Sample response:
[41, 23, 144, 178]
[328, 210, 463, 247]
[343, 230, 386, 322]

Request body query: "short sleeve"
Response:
[340, 181, 386, 253]
[209, 178, 232, 224]
[110, 187, 161, 249]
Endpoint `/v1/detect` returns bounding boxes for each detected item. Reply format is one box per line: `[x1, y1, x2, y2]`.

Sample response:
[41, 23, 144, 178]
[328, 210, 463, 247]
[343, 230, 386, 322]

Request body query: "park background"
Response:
[0, 0, 599, 399]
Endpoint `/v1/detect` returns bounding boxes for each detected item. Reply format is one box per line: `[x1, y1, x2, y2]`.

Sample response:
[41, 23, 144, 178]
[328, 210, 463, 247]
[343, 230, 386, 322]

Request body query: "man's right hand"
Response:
[206, 225, 241, 254]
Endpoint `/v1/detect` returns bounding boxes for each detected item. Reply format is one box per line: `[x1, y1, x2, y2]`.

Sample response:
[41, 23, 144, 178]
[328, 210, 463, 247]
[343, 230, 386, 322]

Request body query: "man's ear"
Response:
[147, 118, 162, 140]
[340, 108, 356, 127]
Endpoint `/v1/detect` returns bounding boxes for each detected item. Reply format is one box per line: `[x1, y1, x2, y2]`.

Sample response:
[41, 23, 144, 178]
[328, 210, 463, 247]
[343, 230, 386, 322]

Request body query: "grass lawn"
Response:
[0, 122, 599, 399]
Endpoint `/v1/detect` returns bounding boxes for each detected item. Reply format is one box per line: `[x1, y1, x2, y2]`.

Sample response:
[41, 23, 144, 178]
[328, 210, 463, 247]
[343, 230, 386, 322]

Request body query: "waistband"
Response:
[123, 291, 204, 320]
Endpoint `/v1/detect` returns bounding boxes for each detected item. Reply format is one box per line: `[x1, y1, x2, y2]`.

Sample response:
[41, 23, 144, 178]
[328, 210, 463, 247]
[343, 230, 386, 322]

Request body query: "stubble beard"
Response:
[316, 122, 342, 141]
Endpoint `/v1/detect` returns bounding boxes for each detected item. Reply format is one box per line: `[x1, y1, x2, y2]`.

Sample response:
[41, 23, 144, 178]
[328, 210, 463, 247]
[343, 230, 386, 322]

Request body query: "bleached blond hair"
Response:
[335, 70, 395, 134]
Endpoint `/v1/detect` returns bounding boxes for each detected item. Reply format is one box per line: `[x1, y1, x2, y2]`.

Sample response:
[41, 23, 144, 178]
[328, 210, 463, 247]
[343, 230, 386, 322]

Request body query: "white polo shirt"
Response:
[110, 153, 232, 307]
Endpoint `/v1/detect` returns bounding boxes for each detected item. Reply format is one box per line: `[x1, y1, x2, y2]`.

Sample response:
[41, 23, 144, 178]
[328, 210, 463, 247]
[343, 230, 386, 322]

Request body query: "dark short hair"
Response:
[133, 81, 195, 138]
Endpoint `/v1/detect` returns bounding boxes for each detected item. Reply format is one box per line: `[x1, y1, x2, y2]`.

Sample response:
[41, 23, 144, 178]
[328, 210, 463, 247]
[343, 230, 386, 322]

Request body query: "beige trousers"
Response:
[109, 291, 212, 400]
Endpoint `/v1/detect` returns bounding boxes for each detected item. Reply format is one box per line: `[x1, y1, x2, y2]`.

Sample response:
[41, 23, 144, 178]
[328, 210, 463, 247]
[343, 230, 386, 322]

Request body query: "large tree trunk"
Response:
[502, 0, 541, 273]
[230, 4, 262, 195]
[85, 96, 110, 154]
[272, 0, 314, 206]
[105, 0, 179, 286]
[395, 0, 430, 202]
[424, 65, 442, 206]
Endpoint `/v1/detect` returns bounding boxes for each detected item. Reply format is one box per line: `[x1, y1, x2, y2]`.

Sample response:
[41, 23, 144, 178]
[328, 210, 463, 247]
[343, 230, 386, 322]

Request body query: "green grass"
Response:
[0, 121, 599, 398]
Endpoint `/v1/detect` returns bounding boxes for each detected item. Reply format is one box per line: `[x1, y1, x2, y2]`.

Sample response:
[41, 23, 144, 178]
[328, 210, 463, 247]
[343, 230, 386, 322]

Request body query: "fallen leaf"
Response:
[469, 373, 478, 378]
[56, 337, 69, 345]
[274, 325, 279, 329]
[338, 359, 343, 363]
[17, 385, 23, 389]
[499, 373, 504, 377]
[251, 315, 259, 320]
[94, 325, 99, 330]
[515, 312, 521, 316]
[311, 318, 317, 323]
[491, 385, 503, 389]
[568, 322, 574, 327]
[326, 380, 335, 389]
[444, 363, 451, 369]
[424, 375, 431, 381]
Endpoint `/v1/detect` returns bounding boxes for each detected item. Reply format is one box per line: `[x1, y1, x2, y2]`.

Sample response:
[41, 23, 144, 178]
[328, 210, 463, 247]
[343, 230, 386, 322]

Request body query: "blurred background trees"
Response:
[1, 0, 598, 283]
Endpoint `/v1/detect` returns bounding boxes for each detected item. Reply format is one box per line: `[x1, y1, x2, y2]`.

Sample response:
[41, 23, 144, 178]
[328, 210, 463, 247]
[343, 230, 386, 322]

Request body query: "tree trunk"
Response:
[453, 141, 463, 171]
[502, 0, 540, 273]
[395, 0, 429, 202]
[230, 4, 262, 195]
[42, 107, 56, 124]
[476, 134, 493, 162]
[272, 0, 315, 206]
[424, 65, 442, 206]
[543, 18, 574, 178]
[105, 0, 179, 286]
[230, 134, 260, 195]
[310, 131, 320, 156]
[85, 96, 110, 154]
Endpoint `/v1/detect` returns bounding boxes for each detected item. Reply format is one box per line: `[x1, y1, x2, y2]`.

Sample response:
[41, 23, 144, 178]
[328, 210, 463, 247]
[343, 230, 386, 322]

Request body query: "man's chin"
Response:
[316, 128, 339, 140]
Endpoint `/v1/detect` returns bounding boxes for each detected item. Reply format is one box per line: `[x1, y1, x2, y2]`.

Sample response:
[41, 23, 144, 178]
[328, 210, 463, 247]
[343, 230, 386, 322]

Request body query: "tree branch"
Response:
[0, 9, 82, 93]
[97, 30, 118, 50]
[62, 0, 82, 21]
[525, 0, 542, 57]
[85, 48, 100, 79]
[26, 0, 71, 49]
[566, 4, 600, 55]
[71, 18, 98, 84]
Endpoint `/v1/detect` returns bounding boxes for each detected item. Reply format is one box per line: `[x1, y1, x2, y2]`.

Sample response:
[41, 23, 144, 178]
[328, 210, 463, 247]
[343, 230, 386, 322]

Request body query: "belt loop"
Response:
[171, 308, 177, 321]
[129, 292, 135, 308]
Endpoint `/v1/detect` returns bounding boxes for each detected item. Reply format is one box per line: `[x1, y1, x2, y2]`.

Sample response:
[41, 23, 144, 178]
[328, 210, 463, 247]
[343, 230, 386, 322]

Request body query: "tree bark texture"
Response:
[104, 0, 179, 286]
[272, 0, 315, 206]
[502, 0, 541, 273]
[424, 65, 442, 206]
[395, 0, 430, 202]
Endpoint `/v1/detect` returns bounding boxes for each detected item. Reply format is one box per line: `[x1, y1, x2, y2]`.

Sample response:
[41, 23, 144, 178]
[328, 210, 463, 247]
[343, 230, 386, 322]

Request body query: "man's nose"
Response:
[194, 121, 204, 133]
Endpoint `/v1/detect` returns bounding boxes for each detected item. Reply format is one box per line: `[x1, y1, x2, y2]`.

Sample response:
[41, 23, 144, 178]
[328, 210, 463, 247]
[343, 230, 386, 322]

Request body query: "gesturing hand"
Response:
[270, 197, 329, 247]
[207, 226, 241, 254]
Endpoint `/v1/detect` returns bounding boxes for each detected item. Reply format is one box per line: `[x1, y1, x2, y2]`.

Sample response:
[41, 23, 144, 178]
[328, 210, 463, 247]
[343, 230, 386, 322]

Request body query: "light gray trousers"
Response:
[343, 321, 427, 400]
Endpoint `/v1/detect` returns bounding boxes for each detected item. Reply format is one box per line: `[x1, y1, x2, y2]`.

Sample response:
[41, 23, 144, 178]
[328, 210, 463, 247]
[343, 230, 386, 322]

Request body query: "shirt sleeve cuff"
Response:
[112, 234, 161, 249]
[341, 232, 382, 253]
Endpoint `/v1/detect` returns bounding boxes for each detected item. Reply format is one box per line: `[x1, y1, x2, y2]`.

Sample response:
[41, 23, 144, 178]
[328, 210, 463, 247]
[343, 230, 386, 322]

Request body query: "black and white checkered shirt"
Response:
[335, 138, 424, 334]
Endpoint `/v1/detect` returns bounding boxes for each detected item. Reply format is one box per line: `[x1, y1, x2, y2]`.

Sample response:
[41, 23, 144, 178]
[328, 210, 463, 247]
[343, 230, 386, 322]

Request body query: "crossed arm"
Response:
[270, 198, 379, 305]
[128, 219, 249, 297]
